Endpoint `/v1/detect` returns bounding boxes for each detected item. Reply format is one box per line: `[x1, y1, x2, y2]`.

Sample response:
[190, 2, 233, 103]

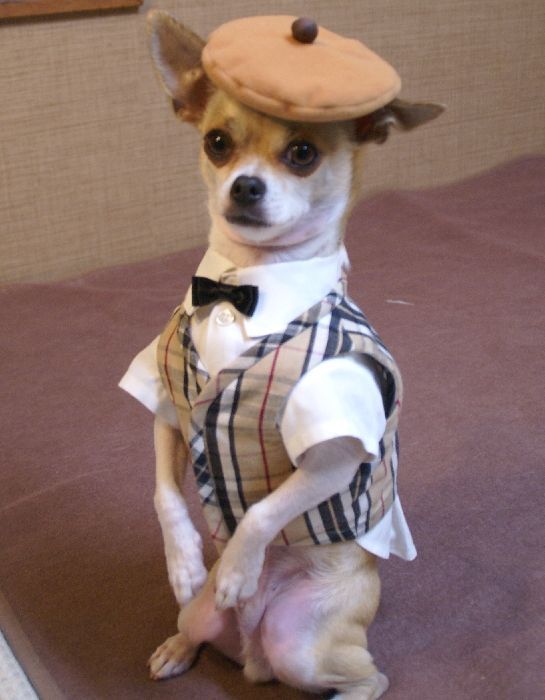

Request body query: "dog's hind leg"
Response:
[259, 544, 387, 699]
[326, 654, 389, 700]
[148, 631, 198, 680]
[330, 671, 389, 700]
[149, 561, 242, 680]
[262, 602, 388, 699]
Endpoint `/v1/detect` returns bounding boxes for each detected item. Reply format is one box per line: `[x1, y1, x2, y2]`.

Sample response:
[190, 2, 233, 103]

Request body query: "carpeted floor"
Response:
[1, 156, 544, 699]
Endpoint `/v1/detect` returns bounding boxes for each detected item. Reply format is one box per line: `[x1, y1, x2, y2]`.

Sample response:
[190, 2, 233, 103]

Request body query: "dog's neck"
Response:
[207, 215, 345, 268]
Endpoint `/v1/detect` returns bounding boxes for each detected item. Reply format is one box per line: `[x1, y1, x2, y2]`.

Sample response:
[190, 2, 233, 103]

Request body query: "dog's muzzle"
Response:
[225, 175, 270, 227]
[230, 176, 266, 206]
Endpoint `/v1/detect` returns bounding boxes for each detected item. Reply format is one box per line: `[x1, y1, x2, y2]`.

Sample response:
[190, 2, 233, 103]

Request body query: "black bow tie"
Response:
[192, 276, 259, 317]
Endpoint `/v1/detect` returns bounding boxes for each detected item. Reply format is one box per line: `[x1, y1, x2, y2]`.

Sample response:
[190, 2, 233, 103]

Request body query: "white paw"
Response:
[215, 567, 259, 609]
[155, 488, 208, 606]
[214, 537, 265, 610]
[164, 529, 208, 607]
[148, 632, 197, 680]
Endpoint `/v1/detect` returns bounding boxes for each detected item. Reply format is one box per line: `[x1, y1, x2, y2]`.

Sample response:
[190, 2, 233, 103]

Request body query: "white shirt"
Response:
[119, 247, 416, 561]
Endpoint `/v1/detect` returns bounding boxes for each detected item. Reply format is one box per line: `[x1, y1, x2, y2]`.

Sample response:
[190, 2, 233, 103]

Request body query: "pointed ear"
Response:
[354, 98, 445, 144]
[146, 10, 211, 124]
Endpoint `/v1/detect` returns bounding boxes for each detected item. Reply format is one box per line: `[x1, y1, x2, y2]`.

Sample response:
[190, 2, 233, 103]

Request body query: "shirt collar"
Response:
[183, 246, 349, 338]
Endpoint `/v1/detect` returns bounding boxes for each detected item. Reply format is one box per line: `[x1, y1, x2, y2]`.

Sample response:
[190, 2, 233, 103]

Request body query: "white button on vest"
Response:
[215, 307, 236, 326]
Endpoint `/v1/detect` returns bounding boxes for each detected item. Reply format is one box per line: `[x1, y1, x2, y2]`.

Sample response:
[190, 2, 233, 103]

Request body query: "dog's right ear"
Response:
[146, 10, 211, 124]
[353, 99, 445, 144]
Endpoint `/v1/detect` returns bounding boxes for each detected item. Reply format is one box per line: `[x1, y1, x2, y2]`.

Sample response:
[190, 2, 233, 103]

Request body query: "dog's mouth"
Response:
[225, 207, 271, 228]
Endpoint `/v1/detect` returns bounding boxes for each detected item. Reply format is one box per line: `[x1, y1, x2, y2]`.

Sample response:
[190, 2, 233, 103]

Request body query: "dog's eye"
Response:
[282, 141, 320, 175]
[204, 130, 234, 165]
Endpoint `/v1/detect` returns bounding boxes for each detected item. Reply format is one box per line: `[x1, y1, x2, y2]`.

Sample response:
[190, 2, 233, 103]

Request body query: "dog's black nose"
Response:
[230, 176, 266, 206]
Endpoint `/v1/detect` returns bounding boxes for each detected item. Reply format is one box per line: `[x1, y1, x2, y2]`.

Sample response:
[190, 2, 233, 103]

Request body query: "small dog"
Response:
[132, 11, 443, 699]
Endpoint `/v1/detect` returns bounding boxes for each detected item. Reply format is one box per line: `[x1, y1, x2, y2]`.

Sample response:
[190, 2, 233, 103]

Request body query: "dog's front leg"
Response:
[215, 436, 363, 609]
[154, 415, 208, 606]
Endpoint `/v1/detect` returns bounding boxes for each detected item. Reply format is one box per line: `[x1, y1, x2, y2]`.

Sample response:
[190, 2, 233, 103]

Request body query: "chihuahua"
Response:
[140, 11, 443, 699]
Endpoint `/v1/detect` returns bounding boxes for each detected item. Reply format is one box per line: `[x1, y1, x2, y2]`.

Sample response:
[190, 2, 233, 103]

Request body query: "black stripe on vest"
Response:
[329, 492, 355, 541]
[317, 500, 343, 543]
[324, 301, 342, 358]
[228, 374, 248, 514]
[205, 395, 238, 535]
[350, 462, 371, 535]
[391, 431, 400, 499]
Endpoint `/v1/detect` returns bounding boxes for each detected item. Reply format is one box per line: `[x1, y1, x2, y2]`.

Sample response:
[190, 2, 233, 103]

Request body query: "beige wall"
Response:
[1, 0, 544, 283]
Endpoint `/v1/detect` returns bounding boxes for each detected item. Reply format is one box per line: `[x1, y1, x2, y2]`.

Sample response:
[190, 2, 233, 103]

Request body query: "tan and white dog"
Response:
[141, 11, 443, 699]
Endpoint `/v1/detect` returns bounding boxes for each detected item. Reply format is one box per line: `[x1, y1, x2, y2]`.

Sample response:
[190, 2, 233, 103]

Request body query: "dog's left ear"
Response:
[354, 98, 445, 144]
[146, 11, 211, 124]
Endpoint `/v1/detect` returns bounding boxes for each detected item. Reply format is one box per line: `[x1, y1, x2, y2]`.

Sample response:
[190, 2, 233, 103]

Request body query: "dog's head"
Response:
[147, 12, 444, 251]
[198, 90, 360, 249]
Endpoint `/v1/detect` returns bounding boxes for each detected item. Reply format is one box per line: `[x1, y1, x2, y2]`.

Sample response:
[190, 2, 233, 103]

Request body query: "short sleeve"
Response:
[118, 336, 179, 428]
[280, 353, 386, 465]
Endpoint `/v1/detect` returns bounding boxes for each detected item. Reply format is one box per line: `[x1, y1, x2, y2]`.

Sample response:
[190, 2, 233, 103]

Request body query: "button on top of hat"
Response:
[291, 17, 318, 44]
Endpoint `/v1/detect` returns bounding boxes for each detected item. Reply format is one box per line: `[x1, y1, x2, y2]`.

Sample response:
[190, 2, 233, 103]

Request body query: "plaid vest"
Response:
[157, 283, 403, 552]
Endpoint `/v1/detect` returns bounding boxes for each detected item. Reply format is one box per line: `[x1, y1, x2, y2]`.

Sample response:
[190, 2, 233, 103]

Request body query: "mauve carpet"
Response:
[1, 156, 544, 699]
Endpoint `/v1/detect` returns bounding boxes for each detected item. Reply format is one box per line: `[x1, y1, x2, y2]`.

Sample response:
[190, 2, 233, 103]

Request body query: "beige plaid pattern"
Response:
[158, 284, 403, 552]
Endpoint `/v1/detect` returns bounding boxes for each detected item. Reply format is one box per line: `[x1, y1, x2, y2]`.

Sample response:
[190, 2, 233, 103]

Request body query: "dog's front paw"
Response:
[214, 535, 265, 610]
[155, 488, 208, 606]
[164, 529, 208, 607]
[215, 566, 257, 610]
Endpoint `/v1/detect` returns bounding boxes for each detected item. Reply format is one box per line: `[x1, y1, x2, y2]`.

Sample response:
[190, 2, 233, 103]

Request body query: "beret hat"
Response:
[201, 15, 401, 122]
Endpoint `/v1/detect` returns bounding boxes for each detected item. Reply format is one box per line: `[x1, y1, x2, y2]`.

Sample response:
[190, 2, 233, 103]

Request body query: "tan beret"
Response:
[201, 15, 401, 123]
